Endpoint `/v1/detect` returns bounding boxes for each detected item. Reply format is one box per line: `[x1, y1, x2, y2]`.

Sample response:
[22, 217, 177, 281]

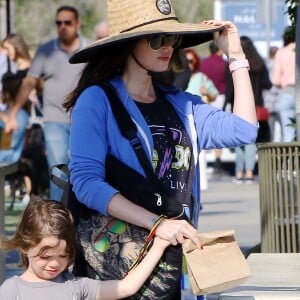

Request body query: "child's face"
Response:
[22, 236, 70, 281]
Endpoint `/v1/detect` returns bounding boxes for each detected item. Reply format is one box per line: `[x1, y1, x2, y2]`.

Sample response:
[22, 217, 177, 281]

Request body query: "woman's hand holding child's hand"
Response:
[155, 219, 203, 249]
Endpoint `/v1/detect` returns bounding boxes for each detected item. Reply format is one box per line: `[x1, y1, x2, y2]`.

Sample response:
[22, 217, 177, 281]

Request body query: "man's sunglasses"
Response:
[55, 20, 73, 27]
[147, 34, 182, 51]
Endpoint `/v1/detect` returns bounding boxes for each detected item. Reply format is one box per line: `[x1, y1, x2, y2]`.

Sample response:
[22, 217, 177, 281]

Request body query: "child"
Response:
[0, 198, 170, 299]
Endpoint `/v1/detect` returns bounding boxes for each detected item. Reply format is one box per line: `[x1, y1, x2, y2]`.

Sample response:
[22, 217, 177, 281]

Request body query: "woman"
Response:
[272, 26, 296, 142]
[64, 0, 257, 298]
[2, 34, 32, 79]
[1, 34, 36, 203]
[185, 48, 218, 104]
[225, 35, 272, 183]
[0, 71, 28, 162]
[0, 34, 31, 157]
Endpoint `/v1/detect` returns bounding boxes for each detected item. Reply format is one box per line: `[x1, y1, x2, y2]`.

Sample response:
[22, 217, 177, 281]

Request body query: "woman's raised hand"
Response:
[202, 20, 244, 59]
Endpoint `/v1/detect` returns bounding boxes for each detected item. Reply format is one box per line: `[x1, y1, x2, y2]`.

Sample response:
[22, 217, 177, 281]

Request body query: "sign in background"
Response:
[214, 0, 289, 57]
[222, 1, 288, 41]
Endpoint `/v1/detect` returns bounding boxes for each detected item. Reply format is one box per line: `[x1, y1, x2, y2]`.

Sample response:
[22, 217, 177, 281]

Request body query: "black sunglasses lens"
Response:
[56, 20, 72, 26]
[149, 35, 180, 50]
[149, 36, 163, 50]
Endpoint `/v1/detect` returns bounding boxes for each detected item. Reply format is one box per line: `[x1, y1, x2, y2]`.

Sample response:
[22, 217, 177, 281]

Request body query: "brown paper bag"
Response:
[182, 230, 251, 295]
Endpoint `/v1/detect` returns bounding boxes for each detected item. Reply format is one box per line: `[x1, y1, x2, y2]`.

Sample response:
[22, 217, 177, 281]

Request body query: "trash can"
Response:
[258, 142, 300, 253]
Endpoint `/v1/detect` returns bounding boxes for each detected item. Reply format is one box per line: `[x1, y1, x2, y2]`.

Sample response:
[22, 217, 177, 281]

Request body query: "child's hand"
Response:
[152, 236, 171, 250]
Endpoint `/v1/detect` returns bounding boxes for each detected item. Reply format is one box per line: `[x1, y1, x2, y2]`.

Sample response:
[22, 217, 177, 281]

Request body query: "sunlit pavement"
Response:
[199, 173, 260, 300]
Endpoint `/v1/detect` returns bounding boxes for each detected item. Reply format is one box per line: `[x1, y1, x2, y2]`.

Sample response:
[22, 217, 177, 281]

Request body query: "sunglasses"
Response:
[93, 219, 126, 253]
[147, 34, 181, 51]
[55, 20, 73, 27]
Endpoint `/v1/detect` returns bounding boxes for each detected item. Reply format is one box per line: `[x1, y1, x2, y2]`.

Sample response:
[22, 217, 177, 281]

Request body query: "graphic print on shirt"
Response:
[150, 125, 191, 180]
[135, 99, 195, 208]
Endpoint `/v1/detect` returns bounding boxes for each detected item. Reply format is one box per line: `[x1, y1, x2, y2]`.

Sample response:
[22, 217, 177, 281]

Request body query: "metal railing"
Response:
[258, 142, 300, 253]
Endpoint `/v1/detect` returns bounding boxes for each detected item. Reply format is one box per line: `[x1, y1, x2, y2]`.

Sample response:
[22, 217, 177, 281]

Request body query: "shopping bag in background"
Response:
[0, 127, 12, 149]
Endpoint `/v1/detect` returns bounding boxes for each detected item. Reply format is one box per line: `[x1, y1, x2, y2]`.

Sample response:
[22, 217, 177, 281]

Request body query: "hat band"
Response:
[120, 17, 178, 34]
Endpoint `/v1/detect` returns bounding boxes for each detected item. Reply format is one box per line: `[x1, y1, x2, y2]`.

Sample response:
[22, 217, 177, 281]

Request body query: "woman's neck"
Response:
[122, 58, 156, 103]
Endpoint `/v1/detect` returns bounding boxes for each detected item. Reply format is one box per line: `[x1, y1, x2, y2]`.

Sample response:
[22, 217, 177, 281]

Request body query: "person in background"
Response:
[1, 33, 39, 106]
[94, 21, 109, 40]
[264, 46, 279, 142]
[64, 0, 257, 297]
[0, 44, 17, 99]
[0, 33, 32, 163]
[225, 36, 272, 184]
[185, 48, 219, 191]
[185, 48, 218, 104]
[0, 198, 171, 299]
[1, 33, 38, 203]
[201, 41, 227, 109]
[272, 26, 296, 142]
[2, 34, 32, 80]
[200, 41, 228, 176]
[4, 5, 90, 201]
[0, 72, 28, 164]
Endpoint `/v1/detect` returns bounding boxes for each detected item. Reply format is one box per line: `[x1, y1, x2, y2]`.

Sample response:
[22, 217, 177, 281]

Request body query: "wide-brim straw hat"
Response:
[70, 0, 224, 64]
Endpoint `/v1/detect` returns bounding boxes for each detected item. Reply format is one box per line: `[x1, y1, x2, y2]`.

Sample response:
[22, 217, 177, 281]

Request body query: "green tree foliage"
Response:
[9, 0, 213, 52]
[285, 0, 298, 38]
[172, 0, 213, 22]
[12, 0, 106, 47]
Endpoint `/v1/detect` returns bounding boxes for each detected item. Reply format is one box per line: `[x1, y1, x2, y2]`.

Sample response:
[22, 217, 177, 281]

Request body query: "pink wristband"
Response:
[229, 59, 250, 73]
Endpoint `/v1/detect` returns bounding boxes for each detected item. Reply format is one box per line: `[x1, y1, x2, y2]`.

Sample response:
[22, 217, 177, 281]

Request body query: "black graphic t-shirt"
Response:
[135, 94, 195, 299]
[135, 95, 195, 218]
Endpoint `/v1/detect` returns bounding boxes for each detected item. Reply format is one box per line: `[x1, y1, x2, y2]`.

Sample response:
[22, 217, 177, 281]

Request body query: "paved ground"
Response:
[199, 172, 260, 300]
[199, 174, 260, 253]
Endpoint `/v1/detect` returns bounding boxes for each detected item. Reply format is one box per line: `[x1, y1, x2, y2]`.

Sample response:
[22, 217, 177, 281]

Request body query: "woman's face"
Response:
[133, 35, 180, 73]
[186, 53, 196, 72]
[3, 40, 16, 61]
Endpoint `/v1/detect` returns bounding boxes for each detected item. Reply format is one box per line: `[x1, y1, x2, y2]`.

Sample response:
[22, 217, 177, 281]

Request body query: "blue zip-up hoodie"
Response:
[69, 75, 258, 226]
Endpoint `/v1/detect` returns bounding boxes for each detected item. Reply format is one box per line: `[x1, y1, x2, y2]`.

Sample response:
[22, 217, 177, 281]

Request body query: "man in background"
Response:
[5, 5, 90, 200]
[94, 21, 109, 40]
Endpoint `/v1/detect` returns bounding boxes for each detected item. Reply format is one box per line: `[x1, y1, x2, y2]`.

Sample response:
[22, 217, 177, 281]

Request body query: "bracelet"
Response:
[229, 59, 250, 73]
[149, 215, 165, 239]
[127, 215, 165, 273]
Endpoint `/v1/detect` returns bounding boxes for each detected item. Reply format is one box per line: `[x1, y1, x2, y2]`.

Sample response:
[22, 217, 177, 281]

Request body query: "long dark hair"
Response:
[283, 26, 295, 46]
[240, 36, 265, 72]
[63, 41, 137, 112]
[1, 72, 23, 107]
[64, 39, 183, 112]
